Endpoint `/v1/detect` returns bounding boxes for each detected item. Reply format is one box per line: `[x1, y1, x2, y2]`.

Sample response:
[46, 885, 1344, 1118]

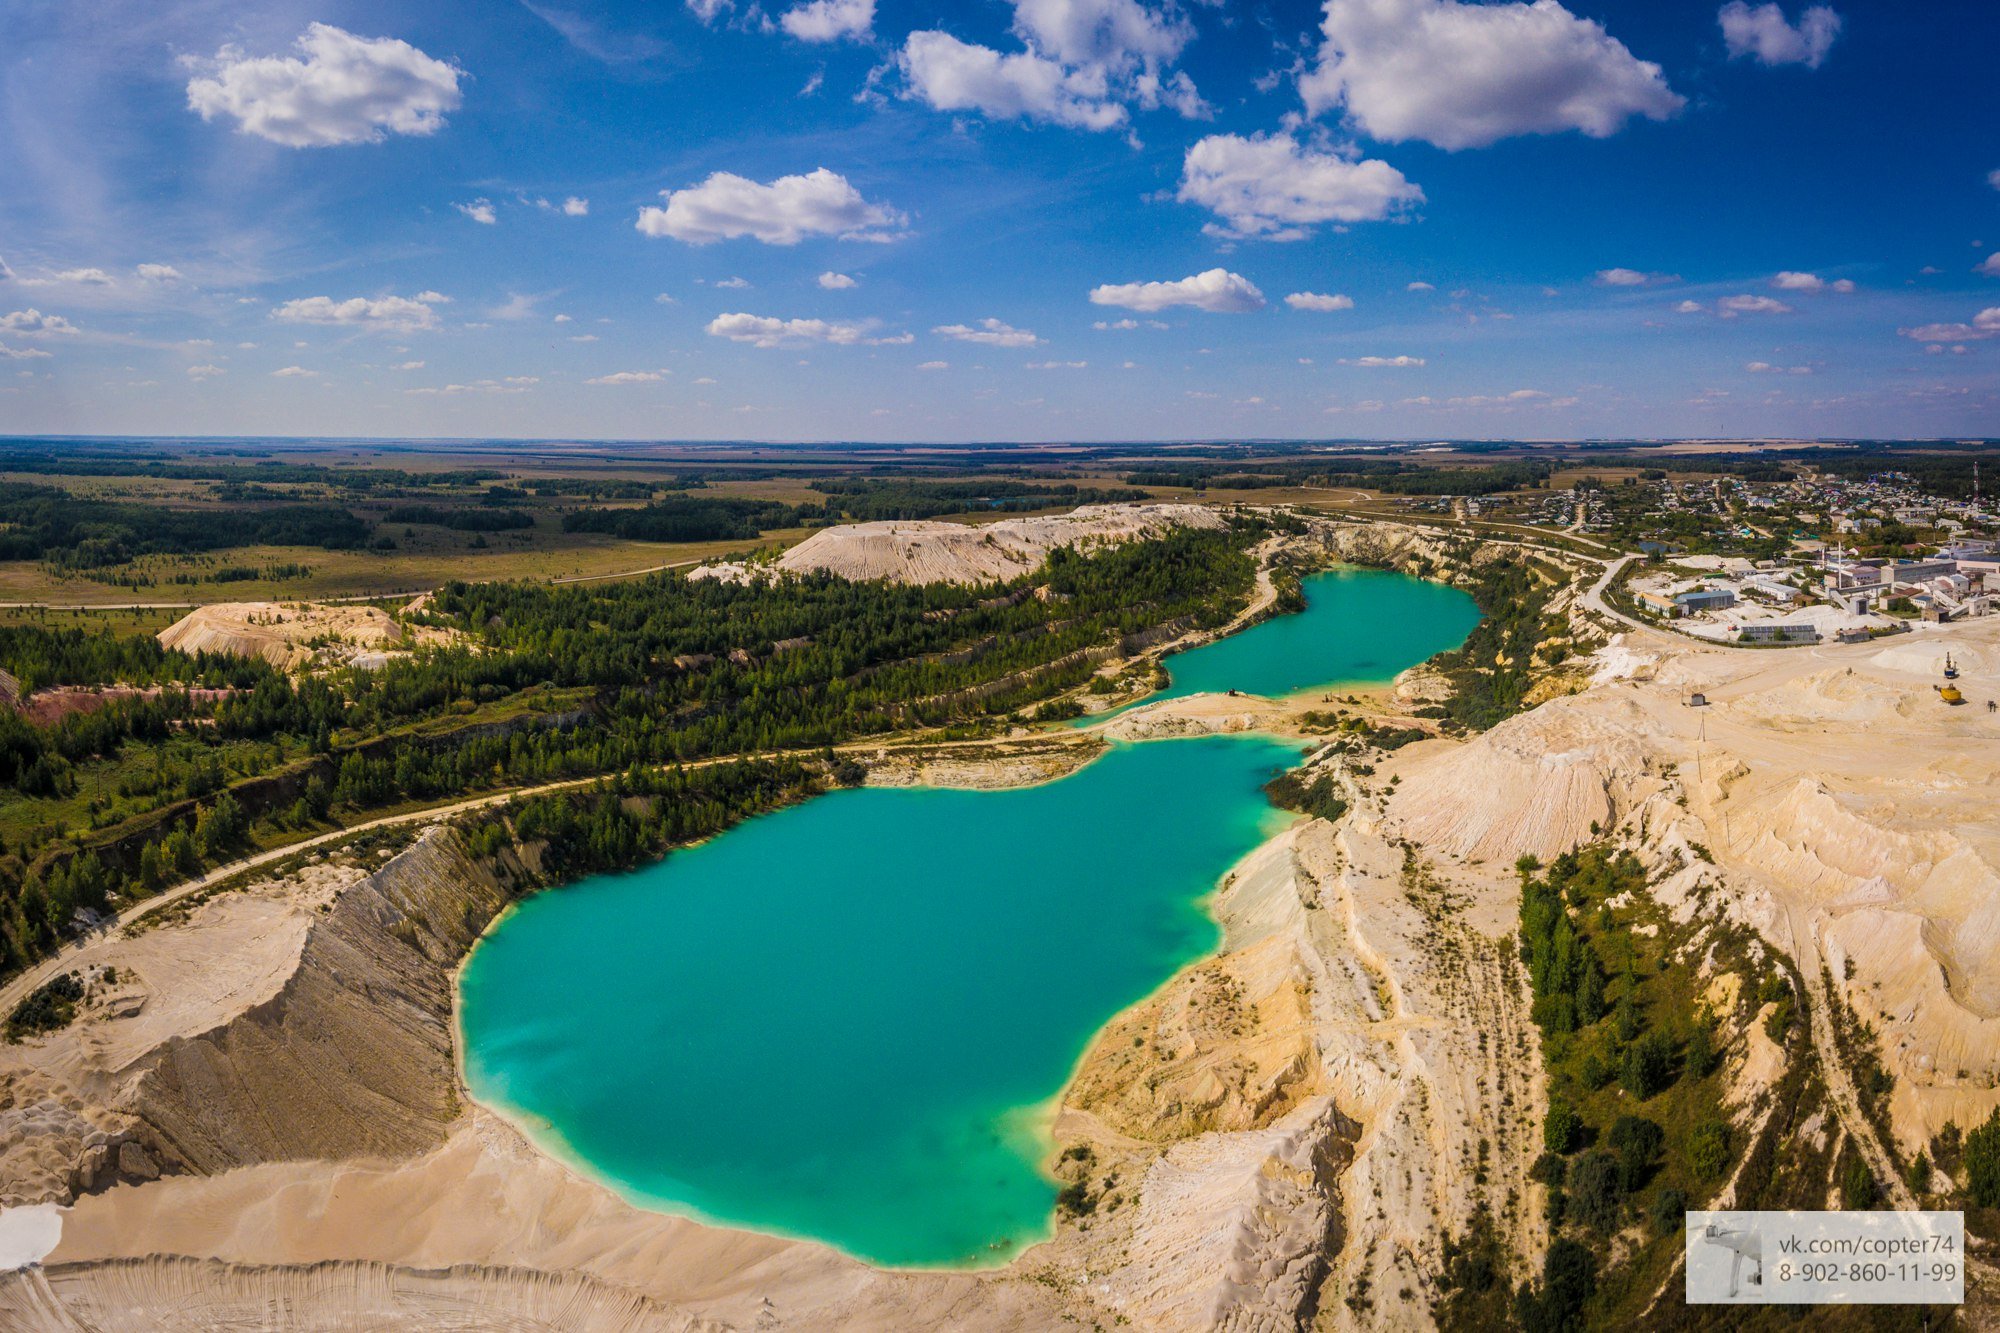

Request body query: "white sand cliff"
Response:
[760, 502, 1228, 585]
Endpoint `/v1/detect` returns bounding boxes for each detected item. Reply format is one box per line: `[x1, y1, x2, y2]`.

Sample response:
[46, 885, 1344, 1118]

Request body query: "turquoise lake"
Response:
[1120, 565, 1483, 710]
[456, 567, 1479, 1269]
[459, 736, 1301, 1267]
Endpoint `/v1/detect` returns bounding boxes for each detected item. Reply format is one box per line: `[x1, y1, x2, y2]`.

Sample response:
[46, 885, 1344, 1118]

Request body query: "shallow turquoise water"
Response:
[459, 736, 1302, 1268]
[456, 566, 1480, 1269]
[1128, 566, 1482, 709]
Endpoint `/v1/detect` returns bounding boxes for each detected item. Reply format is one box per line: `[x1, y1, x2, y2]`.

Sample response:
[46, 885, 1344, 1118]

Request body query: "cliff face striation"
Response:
[0, 826, 520, 1205]
[127, 828, 517, 1175]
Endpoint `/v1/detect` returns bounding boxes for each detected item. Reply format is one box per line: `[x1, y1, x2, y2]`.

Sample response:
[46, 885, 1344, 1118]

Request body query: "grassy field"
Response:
[0, 528, 792, 605]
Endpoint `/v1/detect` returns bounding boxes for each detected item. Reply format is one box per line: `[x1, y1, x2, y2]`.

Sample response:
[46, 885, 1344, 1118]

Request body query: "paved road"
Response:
[0, 783, 576, 1017]
[1581, 553, 1647, 631]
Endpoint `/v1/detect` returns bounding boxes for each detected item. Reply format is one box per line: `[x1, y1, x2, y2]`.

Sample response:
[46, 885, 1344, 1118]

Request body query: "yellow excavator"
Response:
[1937, 653, 1965, 705]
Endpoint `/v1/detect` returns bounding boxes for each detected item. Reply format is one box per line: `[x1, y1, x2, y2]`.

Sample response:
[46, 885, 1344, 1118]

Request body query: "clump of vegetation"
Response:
[1263, 768, 1348, 823]
[6, 970, 84, 1040]
[498, 759, 815, 880]
[1515, 842, 1739, 1318]
[1963, 1110, 2000, 1208]
[1424, 554, 1564, 731]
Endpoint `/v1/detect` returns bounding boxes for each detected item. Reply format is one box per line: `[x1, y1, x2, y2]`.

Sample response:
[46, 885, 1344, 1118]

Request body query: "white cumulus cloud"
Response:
[1771, 270, 1854, 292]
[271, 365, 317, 377]
[1301, 0, 1682, 150]
[781, 0, 874, 42]
[184, 23, 462, 148]
[1340, 354, 1425, 366]
[1595, 267, 1676, 286]
[1901, 307, 2000, 343]
[136, 264, 183, 282]
[637, 169, 906, 245]
[271, 290, 448, 331]
[1979, 254, 2000, 278]
[1719, 2, 1841, 68]
[898, 31, 1127, 131]
[1014, 0, 1189, 67]
[819, 271, 858, 289]
[563, 196, 590, 216]
[898, 0, 1204, 131]
[1286, 291, 1355, 311]
[1177, 133, 1421, 241]
[456, 198, 497, 225]
[706, 312, 902, 347]
[0, 309, 79, 335]
[1717, 293, 1792, 315]
[186, 364, 226, 379]
[20, 268, 114, 287]
[933, 318, 1041, 347]
[1090, 268, 1265, 313]
[587, 370, 670, 385]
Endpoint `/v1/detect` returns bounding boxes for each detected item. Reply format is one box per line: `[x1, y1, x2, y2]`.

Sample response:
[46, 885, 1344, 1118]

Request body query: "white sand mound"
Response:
[772, 502, 1227, 585]
[684, 562, 753, 585]
[1387, 694, 1664, 863]
[1869, 640, 1986, 677]
[158, 602, 454, 671]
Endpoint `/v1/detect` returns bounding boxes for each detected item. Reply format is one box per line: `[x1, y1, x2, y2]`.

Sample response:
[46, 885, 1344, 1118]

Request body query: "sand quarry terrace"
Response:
[705, 502, 1229, 586]
[1394, 616, 2000, 1151]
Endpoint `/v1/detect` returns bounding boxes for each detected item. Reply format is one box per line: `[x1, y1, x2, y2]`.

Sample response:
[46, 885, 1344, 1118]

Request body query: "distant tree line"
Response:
[0, 485, 370, 569]
[561, 495, 814, 542]
[804, 479, 1147, 521]
[383, 504, 536, 532]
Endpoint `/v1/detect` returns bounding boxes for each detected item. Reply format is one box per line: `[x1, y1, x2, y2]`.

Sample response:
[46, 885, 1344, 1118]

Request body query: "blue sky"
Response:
[1, 0, 1995, 442]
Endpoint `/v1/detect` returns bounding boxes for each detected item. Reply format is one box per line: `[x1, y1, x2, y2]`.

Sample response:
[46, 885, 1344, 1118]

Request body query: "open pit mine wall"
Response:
[1304, 516, 1583, 591]
[123, 828, 521, 1178]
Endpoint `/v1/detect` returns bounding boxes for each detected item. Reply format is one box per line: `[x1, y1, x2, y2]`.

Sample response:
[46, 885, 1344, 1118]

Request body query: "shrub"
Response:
[1684, 1019, 1719, 1080]
[1964, 1109, 2000, 1207]
[1516, 1239, 1597, 1333]
[1621, 1030, 1675, 1100]
[1651, 1187, 1687, 1234]
[1840, 1155, 1879, 1210]
[1544, 1100, 1583, 1155]
[1568, 1150, 1625, 1233]
[1688, 1118, 1732, 1180]
[1608, 1115, 1665, 1191]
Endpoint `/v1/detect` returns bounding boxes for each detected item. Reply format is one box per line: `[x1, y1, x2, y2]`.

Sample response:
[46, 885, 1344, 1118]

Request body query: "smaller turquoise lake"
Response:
[1108, 566, 1482, 712]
